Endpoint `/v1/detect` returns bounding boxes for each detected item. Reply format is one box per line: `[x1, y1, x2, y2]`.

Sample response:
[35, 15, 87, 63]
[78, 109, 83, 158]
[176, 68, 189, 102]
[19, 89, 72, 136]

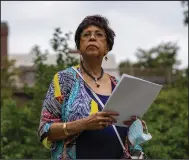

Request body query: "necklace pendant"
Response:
[96, 82, 100, 88]
[94, 80, 100, 88]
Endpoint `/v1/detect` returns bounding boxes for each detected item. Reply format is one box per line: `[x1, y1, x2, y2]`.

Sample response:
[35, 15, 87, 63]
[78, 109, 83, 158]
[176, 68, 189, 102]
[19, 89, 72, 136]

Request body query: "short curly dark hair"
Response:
[74, 15, 116, 51]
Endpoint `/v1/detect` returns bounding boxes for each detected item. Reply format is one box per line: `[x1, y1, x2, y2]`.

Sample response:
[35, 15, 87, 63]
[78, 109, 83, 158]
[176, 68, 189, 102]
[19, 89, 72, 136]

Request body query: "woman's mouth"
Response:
[87, 45, 98, 49]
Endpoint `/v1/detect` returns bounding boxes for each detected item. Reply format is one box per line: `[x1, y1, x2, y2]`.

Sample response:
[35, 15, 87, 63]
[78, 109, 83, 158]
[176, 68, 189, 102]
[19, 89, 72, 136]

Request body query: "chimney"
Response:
[1, 22, 9, 68]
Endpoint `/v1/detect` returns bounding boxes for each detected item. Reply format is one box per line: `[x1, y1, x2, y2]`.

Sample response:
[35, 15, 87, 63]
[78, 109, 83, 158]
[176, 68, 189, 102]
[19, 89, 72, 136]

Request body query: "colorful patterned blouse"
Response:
[38, 65, 140, 159]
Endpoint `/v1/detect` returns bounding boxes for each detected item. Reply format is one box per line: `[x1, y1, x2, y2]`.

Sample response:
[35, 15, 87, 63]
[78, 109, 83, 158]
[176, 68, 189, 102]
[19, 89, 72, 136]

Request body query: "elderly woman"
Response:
[38, 15, 146, 159]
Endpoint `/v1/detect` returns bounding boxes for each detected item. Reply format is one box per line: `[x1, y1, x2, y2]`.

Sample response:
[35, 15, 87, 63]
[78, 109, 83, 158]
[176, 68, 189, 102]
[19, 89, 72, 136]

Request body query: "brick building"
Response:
[1, 22, 8, 68]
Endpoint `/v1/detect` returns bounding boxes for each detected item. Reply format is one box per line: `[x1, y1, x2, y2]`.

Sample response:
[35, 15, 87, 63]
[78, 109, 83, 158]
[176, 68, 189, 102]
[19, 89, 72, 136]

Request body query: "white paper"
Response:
[103, 74, 163, 127]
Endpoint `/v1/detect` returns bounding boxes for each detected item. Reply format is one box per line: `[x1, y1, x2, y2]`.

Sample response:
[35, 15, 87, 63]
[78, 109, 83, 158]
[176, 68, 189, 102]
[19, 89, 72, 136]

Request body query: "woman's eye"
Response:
[83, 33, 90, 37]
[96, 33, 103, 37]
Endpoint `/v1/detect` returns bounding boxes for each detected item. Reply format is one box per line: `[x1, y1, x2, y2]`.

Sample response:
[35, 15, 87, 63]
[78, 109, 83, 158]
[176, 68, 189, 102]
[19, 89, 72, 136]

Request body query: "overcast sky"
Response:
[1, 1, 188, 69]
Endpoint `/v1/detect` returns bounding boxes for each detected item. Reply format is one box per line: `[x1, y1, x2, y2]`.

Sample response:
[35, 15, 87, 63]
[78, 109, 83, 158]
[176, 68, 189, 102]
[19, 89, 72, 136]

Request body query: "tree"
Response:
[0, 58, 41, 159]
[1, 58, 19, 102]
[142, 85, 188, 158]
[50, 28, 78, 68]
[118, 42, 181, 77]
[118, 59, 133, 75]
[134, 42, 180, 69]
[181, 1, 188, 25]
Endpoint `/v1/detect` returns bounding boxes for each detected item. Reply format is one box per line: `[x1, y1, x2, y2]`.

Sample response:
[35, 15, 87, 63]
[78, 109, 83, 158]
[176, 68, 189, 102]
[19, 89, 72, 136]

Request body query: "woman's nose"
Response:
[90, 34, 96, 40]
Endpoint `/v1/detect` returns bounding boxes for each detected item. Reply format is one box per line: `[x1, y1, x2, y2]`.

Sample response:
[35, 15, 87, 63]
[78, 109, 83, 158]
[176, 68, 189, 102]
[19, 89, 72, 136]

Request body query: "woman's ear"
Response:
[107, 46, 109, 52]
[80, 54, 83, 61]
[105, 48, 109, 55]
[107, 47, 109, 55]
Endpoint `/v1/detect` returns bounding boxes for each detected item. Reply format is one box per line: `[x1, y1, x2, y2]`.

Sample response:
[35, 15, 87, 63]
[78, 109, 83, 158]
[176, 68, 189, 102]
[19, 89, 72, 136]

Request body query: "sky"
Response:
[1, 1, 188, 69]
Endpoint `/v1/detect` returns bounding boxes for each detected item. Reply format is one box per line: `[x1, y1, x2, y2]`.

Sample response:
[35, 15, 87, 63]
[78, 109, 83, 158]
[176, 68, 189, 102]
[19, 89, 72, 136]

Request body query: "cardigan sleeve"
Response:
[38, 72, 64, 150]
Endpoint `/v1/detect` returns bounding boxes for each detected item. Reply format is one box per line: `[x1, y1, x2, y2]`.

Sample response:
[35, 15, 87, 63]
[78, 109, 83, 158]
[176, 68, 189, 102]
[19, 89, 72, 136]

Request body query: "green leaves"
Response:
[134, 42, 180, 69]
[142, 86, 188, 159]
[181, 1, 188, 25]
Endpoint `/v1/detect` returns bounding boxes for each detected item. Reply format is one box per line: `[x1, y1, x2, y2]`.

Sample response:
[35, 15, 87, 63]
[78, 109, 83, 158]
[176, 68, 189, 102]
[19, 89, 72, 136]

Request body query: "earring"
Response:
[105, 49, 109, 61]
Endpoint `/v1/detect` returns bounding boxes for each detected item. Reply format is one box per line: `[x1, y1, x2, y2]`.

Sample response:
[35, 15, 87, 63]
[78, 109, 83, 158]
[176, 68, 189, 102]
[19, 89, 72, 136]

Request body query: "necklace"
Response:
[80, 61, 104, 88]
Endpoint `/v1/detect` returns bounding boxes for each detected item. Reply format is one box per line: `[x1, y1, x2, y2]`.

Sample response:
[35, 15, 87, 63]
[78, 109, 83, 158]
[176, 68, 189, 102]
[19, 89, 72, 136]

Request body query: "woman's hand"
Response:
[123, 116, 146, 128]
[123, 116, 138, 126]
[83, 111, 119, 130]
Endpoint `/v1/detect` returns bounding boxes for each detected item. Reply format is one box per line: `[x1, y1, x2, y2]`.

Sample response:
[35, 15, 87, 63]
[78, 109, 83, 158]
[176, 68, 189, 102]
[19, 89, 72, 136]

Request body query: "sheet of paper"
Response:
[103, 74, 163, 127]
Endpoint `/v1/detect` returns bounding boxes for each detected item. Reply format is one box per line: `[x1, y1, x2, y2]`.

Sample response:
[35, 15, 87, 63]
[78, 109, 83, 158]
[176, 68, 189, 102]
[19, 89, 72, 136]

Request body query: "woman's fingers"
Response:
[123, 120, 133, 126]
[123, 115, 138, 126]
[98, 121, 111, 129]
[106, 116, 117, 123]
[95, 111, 119, 123]
[104, 116, 117, 123]
[96, 115, 117, 124]
[131, 115, 139, 120]
[98, 111, 119, 117]
[84, 111, 119, 131]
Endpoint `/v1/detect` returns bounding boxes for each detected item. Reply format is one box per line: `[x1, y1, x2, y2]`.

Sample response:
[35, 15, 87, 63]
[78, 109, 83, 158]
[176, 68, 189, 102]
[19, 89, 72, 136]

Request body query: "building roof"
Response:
[9, 52, 120, 78]
[9, 53, 118, 69]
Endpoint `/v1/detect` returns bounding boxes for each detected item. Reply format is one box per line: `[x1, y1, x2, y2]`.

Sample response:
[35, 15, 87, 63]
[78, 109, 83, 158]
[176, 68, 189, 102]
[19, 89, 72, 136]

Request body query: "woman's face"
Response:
[79, 25, 108, 58]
